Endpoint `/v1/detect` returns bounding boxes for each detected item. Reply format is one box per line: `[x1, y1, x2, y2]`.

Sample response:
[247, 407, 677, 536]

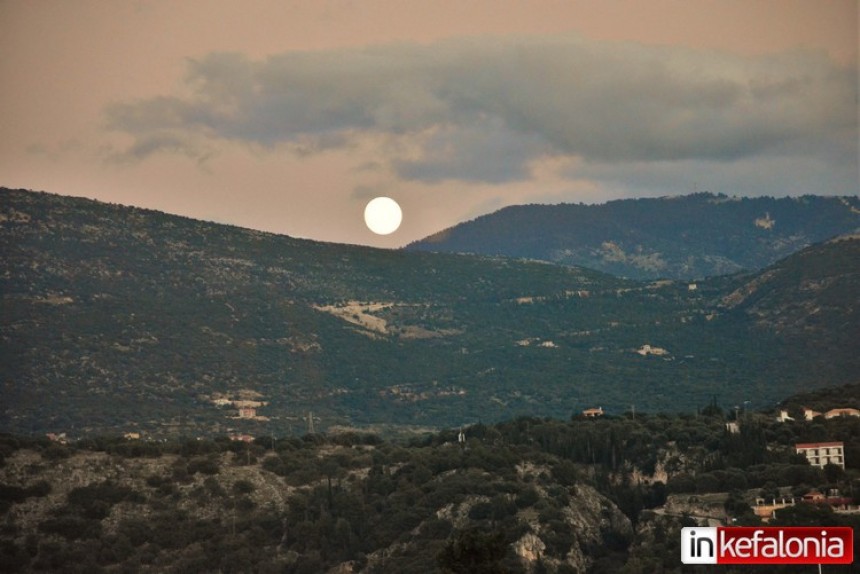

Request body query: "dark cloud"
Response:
[105, 131, 211, 163]
[105, 35, 857, 189]
[392, 119, 548, 183]
[575, 155, 859, 197]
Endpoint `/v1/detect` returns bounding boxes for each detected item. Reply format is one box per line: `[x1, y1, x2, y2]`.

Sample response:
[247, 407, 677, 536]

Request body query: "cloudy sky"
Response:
[1, 1, 857, 247]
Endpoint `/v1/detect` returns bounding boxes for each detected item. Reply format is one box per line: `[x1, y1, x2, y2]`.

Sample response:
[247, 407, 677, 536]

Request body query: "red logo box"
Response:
[682, 526, 854, 565]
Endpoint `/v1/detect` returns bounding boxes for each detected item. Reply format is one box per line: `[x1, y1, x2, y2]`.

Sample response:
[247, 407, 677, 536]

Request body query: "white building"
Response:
[795, 442, 845, 469]
[776, 409, 794, 422]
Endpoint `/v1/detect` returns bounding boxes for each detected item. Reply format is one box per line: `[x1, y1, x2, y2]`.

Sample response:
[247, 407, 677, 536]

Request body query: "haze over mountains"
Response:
[408, 193, 860, 280]
[1, 188, 858, 438]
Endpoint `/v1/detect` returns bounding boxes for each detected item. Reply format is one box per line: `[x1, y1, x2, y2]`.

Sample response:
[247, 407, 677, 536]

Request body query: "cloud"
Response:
[392, 118, 548, 183]
[105, 35, 857, 189]
[574, 154, 859, 198]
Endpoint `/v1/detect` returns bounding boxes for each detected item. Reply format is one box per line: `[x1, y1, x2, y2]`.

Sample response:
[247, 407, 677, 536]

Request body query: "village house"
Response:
[229, 433, 254, 443]
[775, 409, 794, 422]
[802, 490, 827, 503]
[582, 407, 604, 418]
[753, 498, 796, 521]
[795, 441, 845, 469]
[46, 433, 67, 444]
[753, 489, 858, 522]
[777, 406, 860, 422]
[636, 344, 668, 356]
[824, 407, 860, 419]
[801, 489, 854, 509]
[776, 406, 859, 422]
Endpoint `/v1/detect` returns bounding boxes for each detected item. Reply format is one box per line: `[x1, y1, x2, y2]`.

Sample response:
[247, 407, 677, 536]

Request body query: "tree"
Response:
[772, 503, 837, 526]
[231, 479, 255, 495]
[437, 527, 510, 574]
[822, 462, 844, 483]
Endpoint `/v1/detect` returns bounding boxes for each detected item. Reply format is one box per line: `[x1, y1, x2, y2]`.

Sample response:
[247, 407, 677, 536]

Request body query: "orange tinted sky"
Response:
[1, 0, 857, 246]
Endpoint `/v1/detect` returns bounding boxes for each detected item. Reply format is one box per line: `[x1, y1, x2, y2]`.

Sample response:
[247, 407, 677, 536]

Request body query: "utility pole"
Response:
[179, 410, 187, 457]
[304, 411, 320, 435]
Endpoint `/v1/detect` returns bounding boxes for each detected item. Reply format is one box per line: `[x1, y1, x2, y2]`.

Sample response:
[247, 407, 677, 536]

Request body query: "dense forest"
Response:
[2, 385, 859, 573]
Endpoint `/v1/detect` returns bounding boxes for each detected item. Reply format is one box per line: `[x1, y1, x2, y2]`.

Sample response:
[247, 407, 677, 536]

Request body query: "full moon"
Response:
[364, 197, 402, 235]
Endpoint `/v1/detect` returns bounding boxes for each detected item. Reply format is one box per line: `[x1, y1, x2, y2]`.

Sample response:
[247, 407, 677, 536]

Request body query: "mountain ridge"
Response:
[407, 193, 860, 280]
[2, 187, 858, 438]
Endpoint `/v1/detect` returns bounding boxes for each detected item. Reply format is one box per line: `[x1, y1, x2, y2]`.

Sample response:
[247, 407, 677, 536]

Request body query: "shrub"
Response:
[468, 501, 494, 520]
[26, 480, 51, 497]
[0, 484, 27, 504]
[261, 455, 286, 475]
[39, 516, 102, 540]
[187, 456, 219, 476]
[203, 476, 226, 497]
[232, 479, 254, 495]
[515, 487, 540, 508]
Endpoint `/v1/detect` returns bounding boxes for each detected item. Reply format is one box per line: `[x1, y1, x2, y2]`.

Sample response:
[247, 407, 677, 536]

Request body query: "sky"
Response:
[1, 1, 857, 248]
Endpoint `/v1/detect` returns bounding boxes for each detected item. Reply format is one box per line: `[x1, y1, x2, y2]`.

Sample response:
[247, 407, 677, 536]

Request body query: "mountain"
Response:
[1, 188, 858, 438]
[721, 234, 860, 342]
[406, 193, 860, 280]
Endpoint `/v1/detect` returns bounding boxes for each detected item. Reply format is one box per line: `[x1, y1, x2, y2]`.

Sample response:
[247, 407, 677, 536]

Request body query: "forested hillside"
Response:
[2, 188, 859, 439]
[1, 384, 859, 573]
[407, 193, 860, 280]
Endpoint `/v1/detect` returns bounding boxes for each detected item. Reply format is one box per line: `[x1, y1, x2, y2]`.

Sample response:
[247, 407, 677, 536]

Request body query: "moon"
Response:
[364, 197, 402, 235]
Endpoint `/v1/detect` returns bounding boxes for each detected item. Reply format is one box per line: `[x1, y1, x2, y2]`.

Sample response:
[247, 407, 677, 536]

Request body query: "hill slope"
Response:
[1, 383, 858, 573]
[721, 234, 860, 341]
[1, 188, 858, 437]
[407, 193, 860, 280]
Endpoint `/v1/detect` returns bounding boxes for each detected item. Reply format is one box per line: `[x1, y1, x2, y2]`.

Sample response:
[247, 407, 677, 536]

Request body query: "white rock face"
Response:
[513, 532, 545, 562]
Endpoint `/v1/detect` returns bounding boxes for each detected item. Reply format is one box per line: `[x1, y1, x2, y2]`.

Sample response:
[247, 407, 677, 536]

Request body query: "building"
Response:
[795, 441, 845, 469]
[802, 407, 822, 421]
[753, 490, 858, 522]
[229, 433, 254, 443]
[777, 407, 859, 422]
[636, 344, 668, 356]
[753, 498, 796, 522]
[46, 433, 67, 444]
[775, 409, 794, 422]
[802, 490, 827, 503]
[582, 407, 604, 418]
[824, 408, 860, 419]
[238, 406, 257, 419]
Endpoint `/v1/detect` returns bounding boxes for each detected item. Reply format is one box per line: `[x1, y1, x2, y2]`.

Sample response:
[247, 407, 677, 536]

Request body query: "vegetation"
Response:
[1, 385, 858, 573]
[407, 192, 860, 280]
[2, 188, 858, 439]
